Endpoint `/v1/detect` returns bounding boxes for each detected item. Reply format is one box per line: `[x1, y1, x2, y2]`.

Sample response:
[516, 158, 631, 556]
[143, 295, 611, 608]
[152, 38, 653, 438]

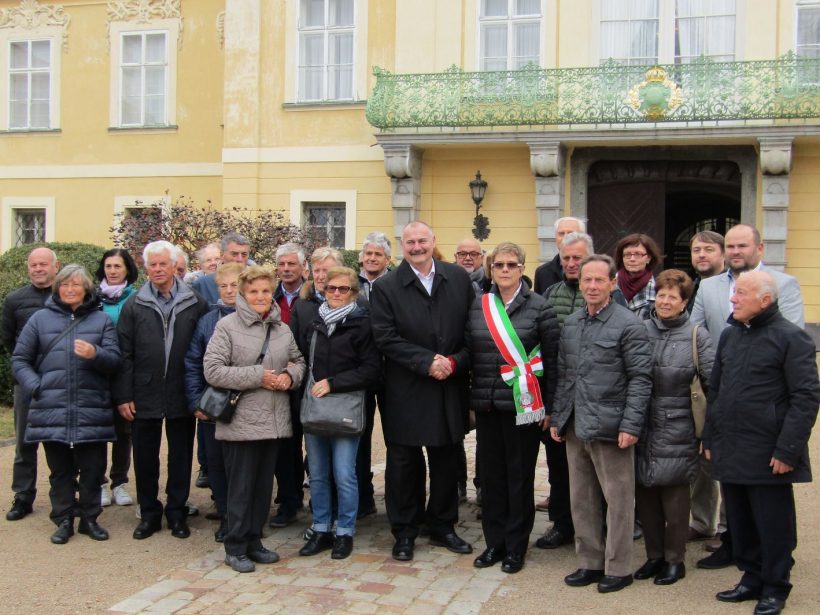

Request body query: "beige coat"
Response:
[204, 294, 305, 441]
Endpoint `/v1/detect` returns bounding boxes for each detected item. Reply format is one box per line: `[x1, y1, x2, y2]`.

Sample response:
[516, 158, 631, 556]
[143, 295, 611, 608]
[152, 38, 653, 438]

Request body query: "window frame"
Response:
[478, 0, 543, 71]
[1, 197, 56, 252]
[796, 0, 820, 57]
[296, 0, 356, 102]
[289, 189, 357, 250]
[118, 30, 169, 128]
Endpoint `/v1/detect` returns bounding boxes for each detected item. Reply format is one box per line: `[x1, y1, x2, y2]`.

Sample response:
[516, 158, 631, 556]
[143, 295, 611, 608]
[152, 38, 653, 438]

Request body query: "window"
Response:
[797, 2, 820, 58]
[1, 197, 55, 252]
[304, 203, 346, 249]
[600, 0, 659, 66]
[9, 39, 51, 130]
[13, 208, 46, 246]
[298, 0, 355, 101]
[120, 31, 167, 127]
[479, 0, 541, 70]
[675, 0, 736, 63]
[289, 190, 357, 249]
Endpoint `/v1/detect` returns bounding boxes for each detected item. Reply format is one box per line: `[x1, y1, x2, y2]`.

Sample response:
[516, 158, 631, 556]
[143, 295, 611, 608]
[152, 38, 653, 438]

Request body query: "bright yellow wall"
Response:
[787, 141, 820, 323]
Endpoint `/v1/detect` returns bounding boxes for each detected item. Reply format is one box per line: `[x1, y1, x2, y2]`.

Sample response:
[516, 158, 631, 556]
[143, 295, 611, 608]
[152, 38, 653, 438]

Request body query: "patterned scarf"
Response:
[617, 267, 653, 302]
[318, 301, 357, 336]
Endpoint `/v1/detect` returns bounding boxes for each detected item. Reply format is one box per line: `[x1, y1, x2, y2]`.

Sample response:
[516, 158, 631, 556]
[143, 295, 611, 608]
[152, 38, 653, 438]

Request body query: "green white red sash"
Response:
[481, 293, 545, 425]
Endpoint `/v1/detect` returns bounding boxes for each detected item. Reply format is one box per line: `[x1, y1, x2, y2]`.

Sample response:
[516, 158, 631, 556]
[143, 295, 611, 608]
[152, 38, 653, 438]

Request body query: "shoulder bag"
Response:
[300, 330, 365, 437]
[690, 324, 707, 438]
[34, 314, 86, 372]
[199, 324, 272, 424]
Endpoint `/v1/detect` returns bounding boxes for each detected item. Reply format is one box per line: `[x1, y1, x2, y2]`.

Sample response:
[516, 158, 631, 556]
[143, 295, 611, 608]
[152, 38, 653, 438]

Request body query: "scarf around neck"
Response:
[99, 279, 127, 299]
[618, 267, 652, 302]
[318, 301, 357, 336]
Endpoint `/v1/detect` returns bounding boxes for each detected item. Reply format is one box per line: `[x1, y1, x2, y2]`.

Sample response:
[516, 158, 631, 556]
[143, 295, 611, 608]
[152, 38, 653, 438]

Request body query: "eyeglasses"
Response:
[491, 262, 522, 270]
[326, 285, 352, 295]
[456, 251, 482, 259]
[623, 251, 648, 259]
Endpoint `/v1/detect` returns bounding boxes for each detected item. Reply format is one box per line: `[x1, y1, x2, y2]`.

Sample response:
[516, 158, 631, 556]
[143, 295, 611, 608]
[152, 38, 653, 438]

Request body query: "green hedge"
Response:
[0, 242, 107, 406]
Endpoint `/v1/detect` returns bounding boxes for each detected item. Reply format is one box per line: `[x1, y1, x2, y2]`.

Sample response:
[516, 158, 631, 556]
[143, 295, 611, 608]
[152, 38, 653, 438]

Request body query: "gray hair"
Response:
[579, 254, 616, 279]
[195, 242, 220, 262]
[276, 242, 306, 264]
[554, 216, 587, 233]
[310, 246, 343, 266]
[360, 231, 392, 259]
[176, 247, 189, 267]
[52, 264, 95, 296]
[740, 271, 780, 302]
[220, 232, 251, 252]
[143, 240, 178, 265]
[561, 231, 594, 254]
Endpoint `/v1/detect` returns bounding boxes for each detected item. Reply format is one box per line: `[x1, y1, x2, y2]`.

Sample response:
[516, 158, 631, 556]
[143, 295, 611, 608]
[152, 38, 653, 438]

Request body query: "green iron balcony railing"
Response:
[365, 52, 820, 130]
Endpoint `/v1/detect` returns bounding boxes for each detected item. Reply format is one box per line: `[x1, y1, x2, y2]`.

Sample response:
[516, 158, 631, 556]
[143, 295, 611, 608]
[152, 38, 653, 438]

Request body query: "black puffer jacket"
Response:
[12, 293, 121, 445]
[637, 311, 714, 487]
[465, 283, 559, 413]
[1, 283, 51, 351]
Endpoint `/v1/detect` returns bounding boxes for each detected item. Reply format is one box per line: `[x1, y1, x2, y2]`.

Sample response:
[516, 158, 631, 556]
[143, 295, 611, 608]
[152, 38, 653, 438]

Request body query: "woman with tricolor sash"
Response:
[465, 241, 560, 574]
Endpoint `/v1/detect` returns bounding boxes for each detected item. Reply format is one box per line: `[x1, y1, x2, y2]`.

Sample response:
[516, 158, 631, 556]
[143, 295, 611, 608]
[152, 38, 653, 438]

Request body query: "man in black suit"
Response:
[532, 216, 586, 295]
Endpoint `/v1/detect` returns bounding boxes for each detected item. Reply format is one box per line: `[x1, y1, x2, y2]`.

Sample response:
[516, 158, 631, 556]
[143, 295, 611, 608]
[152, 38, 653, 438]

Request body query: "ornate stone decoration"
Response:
[0, 0, 71, 51]
[107, 0, 182, 45]
[216, 10, 224, 49]
[627, 66, 684, 121]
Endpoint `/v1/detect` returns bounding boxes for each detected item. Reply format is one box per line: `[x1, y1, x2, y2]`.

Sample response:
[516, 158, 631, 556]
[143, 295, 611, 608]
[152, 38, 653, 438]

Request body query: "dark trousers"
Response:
[104, 409, 131, 488]
[11, 385, 38, 504]
[544, 436, 574, 532]
[385, 441, 460, 539]
[476, 411, 541, 555]
[355, 390, 378, 509]
[273, 393, 304, 515]
[222, 439, 279, 556]
[723, 483, 797, 601]
[196, 421, 208, 472]
[199, 421, 228, 516]
[42, 442, 106, 525]
[635, 483, 690, 564]
[131, 416, 195, 525]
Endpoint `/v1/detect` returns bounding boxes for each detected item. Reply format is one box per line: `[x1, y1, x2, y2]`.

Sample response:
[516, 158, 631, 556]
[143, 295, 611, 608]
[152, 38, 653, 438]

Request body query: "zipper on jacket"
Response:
[69, 312, 76, 448]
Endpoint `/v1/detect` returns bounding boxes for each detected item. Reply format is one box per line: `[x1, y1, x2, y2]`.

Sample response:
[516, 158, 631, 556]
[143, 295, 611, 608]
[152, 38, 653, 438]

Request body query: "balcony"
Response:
[365, 53, 820, 131]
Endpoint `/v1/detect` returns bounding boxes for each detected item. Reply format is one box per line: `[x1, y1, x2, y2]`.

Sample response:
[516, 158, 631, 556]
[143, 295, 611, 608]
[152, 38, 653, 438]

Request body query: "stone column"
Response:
[758, 137, 794, 271]
[529, 140, 565, 264]
[382, 144, 422, 250]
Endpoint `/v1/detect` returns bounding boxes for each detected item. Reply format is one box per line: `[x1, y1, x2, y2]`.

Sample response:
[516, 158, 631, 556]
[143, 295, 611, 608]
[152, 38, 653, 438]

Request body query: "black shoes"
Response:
[501, 553, 524, 574]
[357, 504, 377, 519]
[473, 547, 506, 568]
[535, 527, 573, 549]
[392, 537, 415, 561]
[458, 481, 467, 503]
[716, 583, 762, 603]
[331, 535, 354, 559]
[133, 519, 162, 540]
[78, 519, 109, 541]
[51, 518, 74, 545]
[225, 554, 255, 573]
[195, 469, 210, 489]
[598, 574, 633, 593]
[698, 545, 734, 569]
[754, 597, 786, 615]
[429, 532, 473, 554]
[654, 562, 685, 585]
[268, 510, 297, 528]
[634, 558, 666, 580]
[170, 521, 191, 539]
[299, 531, 334, 556]
[248, 546, 280, 564]
[215, 518, 228, 543]
[6, 498, 33, 521]
[564, 568, 605, 587]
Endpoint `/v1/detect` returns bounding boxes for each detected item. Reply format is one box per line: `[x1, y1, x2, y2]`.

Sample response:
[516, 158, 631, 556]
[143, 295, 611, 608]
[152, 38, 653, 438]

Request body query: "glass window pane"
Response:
[121, 96, 140, 125]
[145, 33, 166, 63]
[601, 0, 627, 21]
[630, 19, 658, 60]
[122, 67, 142, 97]
[481, 23, 508, 62]
[30, 100, 50, 128]
[122, 34, 143, 64]
[301, 0, 325, 27]
[483, 0, 508, 18]
[706, 15, 734, 57]
[145, 96, 165, 125]
[9, 101, 27, 128]
[798, 7, 820, 46]
[10, 41, 29, 69]
[9, 73, 28, 100]
[329, 32, 353, 64]
[300, 33, 325, 65]
[145, 66, 165, 96]
[30, 72, 49, 99]
[515, 0, 540, 16]
[514, 22, 540, 62]
[329, 65, 353, 99]
[31, 40, 50, 68]
[329, 0, 354, 26]
[299, 66, 323, 99]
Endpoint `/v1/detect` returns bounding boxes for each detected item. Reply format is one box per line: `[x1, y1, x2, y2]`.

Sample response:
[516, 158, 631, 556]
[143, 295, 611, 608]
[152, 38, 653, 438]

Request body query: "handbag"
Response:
[690, 324, 707, 438]
[300, 331, 366, 437]
[199, 324, 272, 424]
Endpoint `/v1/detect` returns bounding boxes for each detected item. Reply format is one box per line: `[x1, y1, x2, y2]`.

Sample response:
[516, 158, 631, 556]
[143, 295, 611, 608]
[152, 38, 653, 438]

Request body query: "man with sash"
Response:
[550, 254, 652, 593]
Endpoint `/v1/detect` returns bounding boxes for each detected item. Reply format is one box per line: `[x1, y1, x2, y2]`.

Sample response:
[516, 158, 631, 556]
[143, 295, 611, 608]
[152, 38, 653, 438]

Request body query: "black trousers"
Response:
[42, 442, 106, 525]
[355, 389, 379, 509]
[385, 441, 460, 539]
[273, 392, 304, 515]
[544, 436, 574, 533]
[131, 416, 195, 525]
[12, 385, 38, 505]
[104, 409, 131, 488]
[476, 411, 541, 555]
[199, 421, 228, 517]
[222, 439, 279, 556]
[723, 482, 797, 601]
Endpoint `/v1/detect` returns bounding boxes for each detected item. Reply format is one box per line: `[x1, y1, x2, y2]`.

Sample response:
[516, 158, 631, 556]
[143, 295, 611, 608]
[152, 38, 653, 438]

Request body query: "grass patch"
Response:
[0, 405, 14, 440]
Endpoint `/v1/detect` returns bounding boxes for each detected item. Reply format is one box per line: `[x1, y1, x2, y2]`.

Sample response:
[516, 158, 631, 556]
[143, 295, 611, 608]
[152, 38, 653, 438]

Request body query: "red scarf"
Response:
[618, 267, 652, 302]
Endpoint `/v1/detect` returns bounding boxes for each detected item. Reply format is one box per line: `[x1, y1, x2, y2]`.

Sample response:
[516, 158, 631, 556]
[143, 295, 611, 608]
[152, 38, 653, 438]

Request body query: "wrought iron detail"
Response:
[366, 54, 820, 130]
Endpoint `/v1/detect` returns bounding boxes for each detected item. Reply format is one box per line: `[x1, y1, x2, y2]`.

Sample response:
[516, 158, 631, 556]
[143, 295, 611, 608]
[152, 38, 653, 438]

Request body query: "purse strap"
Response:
[308, 330, 318, 377]
[691, 324, 700, 376]
[255, 324, 272, 365]
[34, 315, 86, 371]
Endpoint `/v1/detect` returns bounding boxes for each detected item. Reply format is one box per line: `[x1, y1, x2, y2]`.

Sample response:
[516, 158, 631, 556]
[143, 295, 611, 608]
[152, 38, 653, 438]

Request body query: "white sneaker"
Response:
[101, 484, 112, 507]
[112, 484, 133, 506]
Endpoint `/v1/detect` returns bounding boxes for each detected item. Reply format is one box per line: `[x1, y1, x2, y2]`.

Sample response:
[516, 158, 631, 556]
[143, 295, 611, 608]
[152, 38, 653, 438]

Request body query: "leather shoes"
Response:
[132, 519, 162, 540]
[268, 510, 297, 528]
[564, 568, 605, 587]
[535, 527, 573, 549]
[598, 574, 633, 593]
[654, 562, 685, 585]
[754, 597, 786, 615]
[170, 521, 190, 539]
[299, 531, 334, 556]
[78, 519, 109, 541]
[698, 546, 734, 569]
[429, 531, 472, 554]
[224, 554, 255, 573]
[501, 553, 524, 574]
[392, 537, 415, 561]
[214, 518, 227, 543]
[331, 535, 354, 559]
[248, 546, 280, 564]
[474, 547, 506, 568]
[634, 558, 666, 580]
[51, 518, 74, 545]
[6, 498, 33, 521]
[716, 583, 761, 603]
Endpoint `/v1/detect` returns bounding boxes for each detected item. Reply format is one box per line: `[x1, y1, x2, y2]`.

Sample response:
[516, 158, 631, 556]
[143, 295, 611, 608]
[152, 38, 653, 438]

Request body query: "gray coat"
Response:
[636, 311, 714, 487]
[552, 301, 652, 442]
[204, 294, 305, 442]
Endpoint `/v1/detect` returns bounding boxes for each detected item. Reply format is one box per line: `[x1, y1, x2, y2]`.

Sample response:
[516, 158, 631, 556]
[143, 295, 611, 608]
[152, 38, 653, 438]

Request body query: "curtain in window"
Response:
[9, 40, 51, 129]
[120, 32, 167, 126]
[298, 0, 354, 101]
[480, 0, 541, 70]
[600, 0, 658, 65]
[676, 0, 735, 63]
[797, 4, 820, 58]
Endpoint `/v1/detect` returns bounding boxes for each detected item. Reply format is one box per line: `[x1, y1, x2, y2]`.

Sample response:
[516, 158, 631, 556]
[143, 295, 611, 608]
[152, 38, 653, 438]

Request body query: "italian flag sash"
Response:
[481, 293, 545, 425]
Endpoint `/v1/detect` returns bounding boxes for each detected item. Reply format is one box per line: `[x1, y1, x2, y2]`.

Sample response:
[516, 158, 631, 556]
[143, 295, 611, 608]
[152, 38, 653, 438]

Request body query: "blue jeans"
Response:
[305, 433, 360, 536]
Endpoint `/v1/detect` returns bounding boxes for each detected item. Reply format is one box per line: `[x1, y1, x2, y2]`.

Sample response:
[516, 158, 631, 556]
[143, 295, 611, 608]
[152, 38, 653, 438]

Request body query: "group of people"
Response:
[2, 219, 817, 615]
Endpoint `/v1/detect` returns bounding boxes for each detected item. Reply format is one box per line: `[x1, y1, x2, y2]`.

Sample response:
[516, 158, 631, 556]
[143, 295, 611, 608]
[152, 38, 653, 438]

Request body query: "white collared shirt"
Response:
[409, 261, 436, 295]
[504, 283, 523, 309]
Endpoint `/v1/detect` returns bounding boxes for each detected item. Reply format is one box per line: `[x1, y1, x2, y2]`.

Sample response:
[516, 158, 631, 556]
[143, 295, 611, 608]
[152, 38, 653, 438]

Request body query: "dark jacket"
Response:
[191, 273, 219, 307]
[370, 259, 474, 446]
[290, 285, 323, 358]
[1, 283, 51, 352]
[703, 304, 820, 485]
[98, 284, 136, 325]
[552, 301, 652, 441]
[544, 278, 629, 327]
[465, 283, 559, 413]
[12, 293, 121, 445]
[533, 254, 563, 295]
[111, 279, 208, 419]
[183, 303, 235, 413]
[637, 311, 714, 488]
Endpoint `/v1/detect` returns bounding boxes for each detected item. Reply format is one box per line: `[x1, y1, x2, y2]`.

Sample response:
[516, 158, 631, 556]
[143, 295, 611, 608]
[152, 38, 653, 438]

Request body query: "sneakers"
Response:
[101, 484, 112, 507]
[112, 485, 133, 506]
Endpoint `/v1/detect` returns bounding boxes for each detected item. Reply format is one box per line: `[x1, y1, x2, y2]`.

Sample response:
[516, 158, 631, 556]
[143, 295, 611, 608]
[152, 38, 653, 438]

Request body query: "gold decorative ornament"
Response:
[627, 66, 684, 120]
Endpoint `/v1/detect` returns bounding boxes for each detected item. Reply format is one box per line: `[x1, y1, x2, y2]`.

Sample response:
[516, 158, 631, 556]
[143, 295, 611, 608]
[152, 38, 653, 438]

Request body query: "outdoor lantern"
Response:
[469, 171, 491, 241]
[469, 171, 488, 207]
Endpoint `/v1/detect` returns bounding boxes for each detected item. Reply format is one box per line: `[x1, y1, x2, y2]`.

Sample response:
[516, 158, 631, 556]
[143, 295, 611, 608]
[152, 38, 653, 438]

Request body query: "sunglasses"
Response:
[491, 262, 522, 270]
[326, 285, 352, 295]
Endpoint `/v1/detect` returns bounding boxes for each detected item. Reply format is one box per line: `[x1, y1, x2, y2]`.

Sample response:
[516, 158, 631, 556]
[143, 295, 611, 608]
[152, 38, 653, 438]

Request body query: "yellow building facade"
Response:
[1, 0, 819, 330]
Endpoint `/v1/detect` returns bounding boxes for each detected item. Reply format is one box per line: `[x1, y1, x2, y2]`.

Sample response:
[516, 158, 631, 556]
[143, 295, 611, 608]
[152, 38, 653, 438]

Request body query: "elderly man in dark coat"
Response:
[704, 271, 819, 615]
[370, 221, 475, 562]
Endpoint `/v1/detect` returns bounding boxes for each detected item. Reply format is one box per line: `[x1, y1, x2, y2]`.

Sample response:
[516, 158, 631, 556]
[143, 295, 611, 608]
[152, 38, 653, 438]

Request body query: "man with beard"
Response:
[688, 231, 726, 312]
